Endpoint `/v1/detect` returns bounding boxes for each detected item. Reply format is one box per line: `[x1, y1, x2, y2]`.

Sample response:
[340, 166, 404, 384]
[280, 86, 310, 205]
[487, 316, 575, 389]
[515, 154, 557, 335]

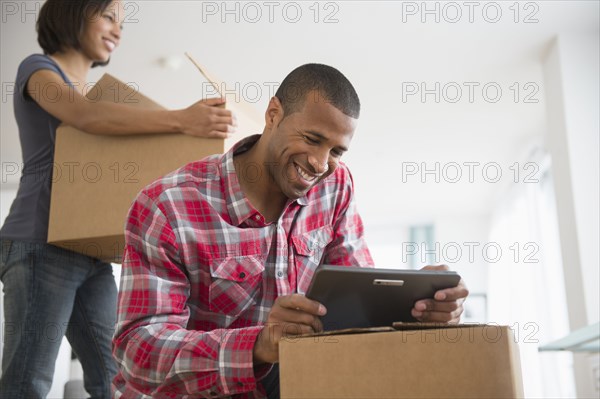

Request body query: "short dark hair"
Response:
[37, 0, 114, 68]
[275, 63, 360, 119]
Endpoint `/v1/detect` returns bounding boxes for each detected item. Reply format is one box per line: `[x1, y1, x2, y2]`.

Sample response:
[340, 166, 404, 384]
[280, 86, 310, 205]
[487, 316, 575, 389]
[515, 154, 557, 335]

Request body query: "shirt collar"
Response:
[221, 135, 308, 226]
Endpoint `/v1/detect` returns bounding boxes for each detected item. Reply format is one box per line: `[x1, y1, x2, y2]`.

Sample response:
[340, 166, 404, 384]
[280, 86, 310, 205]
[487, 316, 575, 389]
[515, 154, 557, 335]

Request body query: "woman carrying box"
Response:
[0, 1, 235, 398]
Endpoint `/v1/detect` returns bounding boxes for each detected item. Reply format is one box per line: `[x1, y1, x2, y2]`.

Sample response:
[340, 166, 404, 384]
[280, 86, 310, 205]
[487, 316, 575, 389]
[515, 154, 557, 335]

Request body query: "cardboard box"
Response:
[48, 73, 261, 262]
[279, 324, 524, 399]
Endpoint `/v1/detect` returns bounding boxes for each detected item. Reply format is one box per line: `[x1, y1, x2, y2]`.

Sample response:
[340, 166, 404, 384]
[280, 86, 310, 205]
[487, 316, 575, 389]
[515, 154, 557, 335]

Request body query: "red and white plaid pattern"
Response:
[112, 135, 373, 398]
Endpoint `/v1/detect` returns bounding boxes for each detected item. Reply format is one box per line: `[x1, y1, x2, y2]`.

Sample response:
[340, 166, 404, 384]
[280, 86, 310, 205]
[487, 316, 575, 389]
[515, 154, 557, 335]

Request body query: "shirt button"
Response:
[277, 271, 284, 278]
[254, 214, 261, 220]
[239, 272, 246, 279]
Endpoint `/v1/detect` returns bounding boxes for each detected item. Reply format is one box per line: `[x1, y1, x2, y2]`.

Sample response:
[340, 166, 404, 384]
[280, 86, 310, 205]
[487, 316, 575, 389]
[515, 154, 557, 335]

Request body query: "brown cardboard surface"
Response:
[279, 324, 524, 399]
[47, 73, 250, 262]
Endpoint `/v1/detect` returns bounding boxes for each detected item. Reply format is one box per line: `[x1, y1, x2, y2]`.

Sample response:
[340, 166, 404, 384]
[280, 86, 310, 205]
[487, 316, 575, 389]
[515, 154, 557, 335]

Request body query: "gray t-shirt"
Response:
[1, 54, 73, 242]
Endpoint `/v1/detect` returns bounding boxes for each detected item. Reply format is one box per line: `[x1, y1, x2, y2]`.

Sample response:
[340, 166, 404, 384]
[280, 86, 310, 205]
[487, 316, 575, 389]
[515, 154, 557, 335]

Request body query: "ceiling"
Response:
[1, 1, 598, 225]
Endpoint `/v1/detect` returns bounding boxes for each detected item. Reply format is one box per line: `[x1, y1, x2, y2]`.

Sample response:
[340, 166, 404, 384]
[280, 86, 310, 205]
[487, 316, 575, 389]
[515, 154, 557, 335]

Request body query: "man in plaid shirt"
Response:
[112, 64, 468, 398]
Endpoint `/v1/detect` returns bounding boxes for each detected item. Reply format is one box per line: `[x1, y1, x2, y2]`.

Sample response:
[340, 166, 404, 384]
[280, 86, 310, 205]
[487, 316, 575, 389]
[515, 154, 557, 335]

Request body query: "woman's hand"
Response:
[176, 97, 237, 138]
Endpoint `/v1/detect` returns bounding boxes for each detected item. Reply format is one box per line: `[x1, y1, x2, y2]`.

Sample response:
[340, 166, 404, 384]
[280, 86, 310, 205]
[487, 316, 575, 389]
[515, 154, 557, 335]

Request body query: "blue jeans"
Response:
[0, 240, 118, 399]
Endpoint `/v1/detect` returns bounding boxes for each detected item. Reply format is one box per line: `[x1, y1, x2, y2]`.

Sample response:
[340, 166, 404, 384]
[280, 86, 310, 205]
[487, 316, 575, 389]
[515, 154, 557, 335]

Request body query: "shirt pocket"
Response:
[292, 226, 334, 270]
[209, 254, 265, 318]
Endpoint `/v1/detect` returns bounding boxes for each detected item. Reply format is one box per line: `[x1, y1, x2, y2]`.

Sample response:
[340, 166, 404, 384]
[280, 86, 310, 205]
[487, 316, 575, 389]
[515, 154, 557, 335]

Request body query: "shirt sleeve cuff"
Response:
[217, 325, 267, 396]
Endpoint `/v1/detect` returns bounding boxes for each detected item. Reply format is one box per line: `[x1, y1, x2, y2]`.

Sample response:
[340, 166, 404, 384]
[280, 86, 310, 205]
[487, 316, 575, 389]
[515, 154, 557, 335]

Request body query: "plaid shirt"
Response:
[112, 135, 374, 398]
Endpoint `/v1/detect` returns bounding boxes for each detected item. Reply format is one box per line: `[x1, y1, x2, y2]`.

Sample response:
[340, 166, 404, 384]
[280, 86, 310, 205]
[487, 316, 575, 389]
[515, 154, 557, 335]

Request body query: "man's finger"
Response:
[273, 307, 321, 328]
[412, 309, 462, 323]
[414, 299, 459, 313]
[280, 322, 318, 337]
[279, 294, 326, 316]
[434, 284, 469, 301]
[421, 264, 450, 272]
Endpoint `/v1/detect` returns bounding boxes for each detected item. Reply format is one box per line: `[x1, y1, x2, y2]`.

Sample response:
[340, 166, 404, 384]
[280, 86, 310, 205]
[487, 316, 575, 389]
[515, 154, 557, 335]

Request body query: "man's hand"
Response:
[177, 98, 237, 138]
[253, 294, 327, 364]
[411, 264, 469, 324]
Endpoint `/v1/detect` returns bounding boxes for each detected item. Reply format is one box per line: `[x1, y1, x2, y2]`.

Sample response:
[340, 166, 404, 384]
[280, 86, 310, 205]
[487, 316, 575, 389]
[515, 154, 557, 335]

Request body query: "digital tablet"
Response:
[305, 265, 461, 330]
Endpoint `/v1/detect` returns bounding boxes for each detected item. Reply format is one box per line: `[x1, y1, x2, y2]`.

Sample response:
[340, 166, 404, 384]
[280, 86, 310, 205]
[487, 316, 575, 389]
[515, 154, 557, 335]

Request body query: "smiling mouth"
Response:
[103, 39, 116, 51]
[295, 163, 319, 183]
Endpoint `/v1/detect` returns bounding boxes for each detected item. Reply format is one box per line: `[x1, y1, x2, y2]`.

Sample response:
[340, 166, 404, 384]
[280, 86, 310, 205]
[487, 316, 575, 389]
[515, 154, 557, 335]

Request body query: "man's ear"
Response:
[265, 96, 284, 130]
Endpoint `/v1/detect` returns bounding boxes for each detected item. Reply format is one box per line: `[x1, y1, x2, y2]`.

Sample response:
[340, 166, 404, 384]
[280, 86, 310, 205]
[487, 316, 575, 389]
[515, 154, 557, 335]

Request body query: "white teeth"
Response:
[296, 165, 316, 182]
[104, 39, 115, 51]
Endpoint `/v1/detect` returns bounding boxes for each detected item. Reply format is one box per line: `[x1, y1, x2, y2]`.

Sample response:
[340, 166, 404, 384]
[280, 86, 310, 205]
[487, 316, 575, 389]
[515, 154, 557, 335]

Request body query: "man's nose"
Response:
[308, 153, 329, 175]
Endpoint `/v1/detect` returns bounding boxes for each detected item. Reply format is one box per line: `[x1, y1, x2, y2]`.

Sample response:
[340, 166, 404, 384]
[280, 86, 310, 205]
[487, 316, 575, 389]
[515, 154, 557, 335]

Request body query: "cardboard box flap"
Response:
[301, 326, 395, 337]
[302, 322, 489, 338]
[185, 52, 264, 145]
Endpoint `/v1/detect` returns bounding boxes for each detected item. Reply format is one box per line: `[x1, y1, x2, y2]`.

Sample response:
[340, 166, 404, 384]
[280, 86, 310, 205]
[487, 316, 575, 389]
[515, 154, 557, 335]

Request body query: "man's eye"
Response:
[331, 150, 343, 158]
[304, 135, 319, 144]
[104, 14, 115, 22]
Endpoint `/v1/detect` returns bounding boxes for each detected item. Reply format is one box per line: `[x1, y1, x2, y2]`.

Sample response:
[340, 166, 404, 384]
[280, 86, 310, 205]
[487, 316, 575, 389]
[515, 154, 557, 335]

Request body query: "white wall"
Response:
[543, 33, 600, 398]
[434, 215, 490, 296]
[553, 34, 599, 325]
